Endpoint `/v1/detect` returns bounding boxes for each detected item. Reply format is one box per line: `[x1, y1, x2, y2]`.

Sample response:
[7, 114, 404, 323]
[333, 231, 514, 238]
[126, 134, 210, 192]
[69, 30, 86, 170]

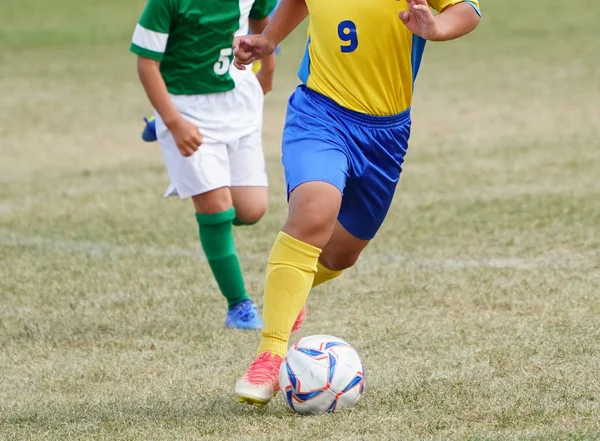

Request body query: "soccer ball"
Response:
[279, 335, 365, 415]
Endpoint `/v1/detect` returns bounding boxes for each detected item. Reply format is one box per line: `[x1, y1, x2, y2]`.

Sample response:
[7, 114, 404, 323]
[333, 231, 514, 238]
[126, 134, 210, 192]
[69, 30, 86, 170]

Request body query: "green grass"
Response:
[1, 0, 600, 440]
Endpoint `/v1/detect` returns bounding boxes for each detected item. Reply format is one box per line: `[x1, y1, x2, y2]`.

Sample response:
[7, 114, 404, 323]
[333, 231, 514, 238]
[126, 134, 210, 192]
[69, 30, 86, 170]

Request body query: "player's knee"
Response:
[231, 187, 268, 224]
[235, 203, 267, 225]
[320, 250, 360, 271]
[192, 188, 232, 214]
[283, 210, 336, 249]
[233, 190, 268, 224]
[283, 183, 341, 248]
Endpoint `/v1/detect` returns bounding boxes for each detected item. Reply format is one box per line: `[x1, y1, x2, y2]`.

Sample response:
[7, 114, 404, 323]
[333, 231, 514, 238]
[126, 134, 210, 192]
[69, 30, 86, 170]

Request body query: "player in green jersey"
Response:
[130, 0, 277, 330]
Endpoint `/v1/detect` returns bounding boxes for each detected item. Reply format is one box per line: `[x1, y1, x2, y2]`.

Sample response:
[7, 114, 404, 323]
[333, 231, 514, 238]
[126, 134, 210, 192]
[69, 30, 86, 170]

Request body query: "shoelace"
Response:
[236, 301, 256, 322]
[244, 352, 281, 384]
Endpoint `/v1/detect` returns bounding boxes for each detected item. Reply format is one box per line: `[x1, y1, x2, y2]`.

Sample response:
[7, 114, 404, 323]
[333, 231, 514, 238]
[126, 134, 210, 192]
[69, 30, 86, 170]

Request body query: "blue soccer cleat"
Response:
[141, 116, 157, 142]
[226, 299, 264, 330]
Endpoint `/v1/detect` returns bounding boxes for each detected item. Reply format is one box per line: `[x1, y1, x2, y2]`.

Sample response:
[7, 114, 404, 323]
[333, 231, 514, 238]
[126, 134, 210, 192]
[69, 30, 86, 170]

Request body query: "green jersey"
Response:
[130, 0, 276, 95]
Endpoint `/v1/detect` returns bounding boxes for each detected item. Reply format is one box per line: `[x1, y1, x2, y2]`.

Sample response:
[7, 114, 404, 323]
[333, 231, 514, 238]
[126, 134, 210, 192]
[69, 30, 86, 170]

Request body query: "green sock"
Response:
[196, 208, 250, 309]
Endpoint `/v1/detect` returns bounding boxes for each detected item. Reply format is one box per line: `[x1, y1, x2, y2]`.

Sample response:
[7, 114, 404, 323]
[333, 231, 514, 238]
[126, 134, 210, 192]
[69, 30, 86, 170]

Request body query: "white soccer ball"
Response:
[279, 335, 365, 415]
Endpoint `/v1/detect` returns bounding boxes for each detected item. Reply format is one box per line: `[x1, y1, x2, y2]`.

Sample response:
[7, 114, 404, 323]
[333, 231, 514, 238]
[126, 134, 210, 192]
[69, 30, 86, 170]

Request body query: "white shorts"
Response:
[155, 73, 268, 199]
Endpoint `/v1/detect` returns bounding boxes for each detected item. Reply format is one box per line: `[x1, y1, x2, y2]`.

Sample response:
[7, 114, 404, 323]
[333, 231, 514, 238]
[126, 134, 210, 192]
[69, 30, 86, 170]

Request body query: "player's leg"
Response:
[207, 137, 269, 329]
[191, 186, 264, 330]
[289, 224, 359, 332]
[235, 181, 342, 405]
[258, 181, 343, 351]
[156, 111, 263, 330]
[317, 220, 370, 277]
[291, 115, 410, 333]
[255, 119, 351, 358]
[228, 128, 269, 227]
[286, 105, 408, 334]
[236, 92, 411, 404]
[321, 104, 411, 279]
[291, 256, 345, 331]
[236, 86, 350, 405]
[290, 222, 368, 332]
[193, 72, 268, 329]
[230, 186, 268, 226]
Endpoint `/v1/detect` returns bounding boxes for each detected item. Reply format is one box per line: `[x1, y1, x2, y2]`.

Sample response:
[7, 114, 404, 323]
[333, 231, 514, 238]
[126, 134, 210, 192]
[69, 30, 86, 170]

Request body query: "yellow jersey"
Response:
[299, 0, 481, 116]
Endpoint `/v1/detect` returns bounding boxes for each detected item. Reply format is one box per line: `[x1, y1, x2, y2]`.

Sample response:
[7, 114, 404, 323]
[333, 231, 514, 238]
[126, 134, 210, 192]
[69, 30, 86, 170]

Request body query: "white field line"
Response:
[0, 229, 202, 259]
[1, 229, 597, 272]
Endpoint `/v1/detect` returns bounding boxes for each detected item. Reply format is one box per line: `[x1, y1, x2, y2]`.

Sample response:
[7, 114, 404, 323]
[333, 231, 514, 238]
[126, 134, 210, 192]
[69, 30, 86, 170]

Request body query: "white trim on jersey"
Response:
[234, 0, 254, 37]
[132, 24, 169, 54]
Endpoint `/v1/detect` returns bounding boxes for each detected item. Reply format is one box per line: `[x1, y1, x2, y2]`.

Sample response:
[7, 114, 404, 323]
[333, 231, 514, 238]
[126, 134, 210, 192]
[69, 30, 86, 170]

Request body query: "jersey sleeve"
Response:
[249, 0, 278, 20]
[427, 0, 481, 16]
[130, 0, 174, 61]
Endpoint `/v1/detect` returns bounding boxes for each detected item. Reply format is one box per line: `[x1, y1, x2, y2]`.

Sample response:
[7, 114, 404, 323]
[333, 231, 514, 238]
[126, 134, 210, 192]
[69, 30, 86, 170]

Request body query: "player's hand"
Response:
[168, 118, 203, 157]
[233, 35, 276, 70]
[399, 0, 442, 41]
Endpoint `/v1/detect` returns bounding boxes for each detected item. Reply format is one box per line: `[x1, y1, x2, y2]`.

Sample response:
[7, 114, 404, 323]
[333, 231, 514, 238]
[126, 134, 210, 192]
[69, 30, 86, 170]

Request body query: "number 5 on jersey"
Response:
[338, 20, 358, 53]
[214, 48, 232, 75]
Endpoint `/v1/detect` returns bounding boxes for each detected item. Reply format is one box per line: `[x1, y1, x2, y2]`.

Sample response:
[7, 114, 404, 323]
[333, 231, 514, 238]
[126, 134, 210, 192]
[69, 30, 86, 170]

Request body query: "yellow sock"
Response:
[258, 232, 321, 356]
[312, 261, 343, 288]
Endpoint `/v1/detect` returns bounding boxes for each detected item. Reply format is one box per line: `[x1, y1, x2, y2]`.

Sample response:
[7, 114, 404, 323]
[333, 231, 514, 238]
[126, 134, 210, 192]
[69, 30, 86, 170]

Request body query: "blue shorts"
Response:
[282, 86, 411, 240]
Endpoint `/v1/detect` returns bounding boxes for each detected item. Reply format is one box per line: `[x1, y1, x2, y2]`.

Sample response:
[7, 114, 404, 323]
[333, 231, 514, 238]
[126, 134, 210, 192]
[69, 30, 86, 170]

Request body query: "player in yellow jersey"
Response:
[232, 0, 481, 407]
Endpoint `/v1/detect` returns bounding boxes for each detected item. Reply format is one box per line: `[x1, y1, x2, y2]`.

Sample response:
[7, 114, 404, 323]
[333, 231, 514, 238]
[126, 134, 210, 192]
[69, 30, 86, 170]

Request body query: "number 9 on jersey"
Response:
[338, 20, 358, 53]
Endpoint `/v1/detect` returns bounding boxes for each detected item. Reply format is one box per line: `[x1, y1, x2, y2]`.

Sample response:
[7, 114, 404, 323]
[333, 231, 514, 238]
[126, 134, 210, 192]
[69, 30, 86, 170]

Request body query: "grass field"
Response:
[1, 0, 600, 439]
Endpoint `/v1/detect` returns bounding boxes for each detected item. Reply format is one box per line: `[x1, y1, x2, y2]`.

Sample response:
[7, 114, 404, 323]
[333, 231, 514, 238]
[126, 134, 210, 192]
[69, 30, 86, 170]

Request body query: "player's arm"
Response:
[137, 58, 179, 129]
[263, 0, 308, 48]
[430, 2, 480, 41]
[400, 0, 480, 42]
[136, 58, 202, 156]
[131, 0, 201, 156]
[249, 17, 275, 74]
[249, 16, 276, 94]
[234, 0, 307, 68]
